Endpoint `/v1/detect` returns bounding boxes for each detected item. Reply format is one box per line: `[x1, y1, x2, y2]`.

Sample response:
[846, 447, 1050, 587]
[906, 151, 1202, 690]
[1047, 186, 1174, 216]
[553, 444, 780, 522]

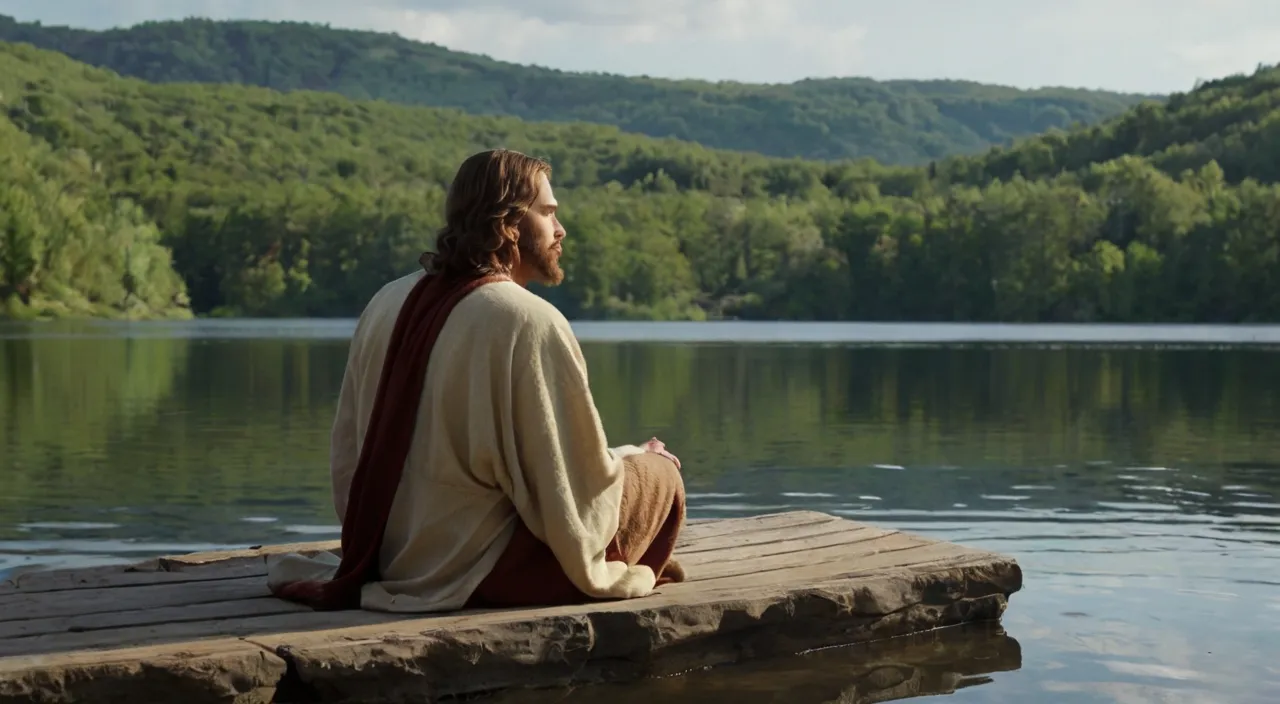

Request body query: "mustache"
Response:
[518, 237, 561, 254]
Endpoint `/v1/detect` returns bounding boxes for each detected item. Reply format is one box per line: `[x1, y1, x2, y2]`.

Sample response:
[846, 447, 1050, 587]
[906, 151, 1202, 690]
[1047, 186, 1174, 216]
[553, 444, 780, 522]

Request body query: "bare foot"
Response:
[658, 557, 687, 584]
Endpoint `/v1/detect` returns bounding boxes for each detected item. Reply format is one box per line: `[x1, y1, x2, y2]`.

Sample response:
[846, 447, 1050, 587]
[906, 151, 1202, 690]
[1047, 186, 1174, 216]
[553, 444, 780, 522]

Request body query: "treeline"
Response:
[0, 110, 187, 319]
[0, 14, 1151, 164]
[1, 42, 1278, 322]
[938, 66, 1280, 186]
[551, 157, 1279, 322]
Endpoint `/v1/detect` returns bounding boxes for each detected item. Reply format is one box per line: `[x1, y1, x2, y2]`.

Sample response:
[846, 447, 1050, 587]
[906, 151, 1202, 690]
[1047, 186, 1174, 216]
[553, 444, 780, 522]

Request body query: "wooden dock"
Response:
[0, 511, 1022, 703]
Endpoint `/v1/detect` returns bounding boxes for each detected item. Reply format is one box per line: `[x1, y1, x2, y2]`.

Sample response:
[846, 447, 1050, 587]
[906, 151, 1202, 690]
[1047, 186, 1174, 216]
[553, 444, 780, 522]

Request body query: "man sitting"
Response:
[266, 148, 687, 612]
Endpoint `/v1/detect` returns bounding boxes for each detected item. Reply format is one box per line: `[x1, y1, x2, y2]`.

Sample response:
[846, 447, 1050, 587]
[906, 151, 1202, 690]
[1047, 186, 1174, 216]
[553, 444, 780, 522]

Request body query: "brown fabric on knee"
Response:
[465, 452, 686, 608]
[612, 452, 686, 585]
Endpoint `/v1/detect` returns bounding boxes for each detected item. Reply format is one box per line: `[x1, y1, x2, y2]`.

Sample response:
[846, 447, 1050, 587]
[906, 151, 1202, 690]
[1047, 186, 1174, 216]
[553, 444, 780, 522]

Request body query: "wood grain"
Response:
[0, 511, 1023, 703]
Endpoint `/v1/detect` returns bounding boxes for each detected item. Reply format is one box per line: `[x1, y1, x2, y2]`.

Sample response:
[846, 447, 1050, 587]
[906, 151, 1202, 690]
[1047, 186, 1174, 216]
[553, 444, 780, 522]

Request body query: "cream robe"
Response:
[266, 272, 652, 612]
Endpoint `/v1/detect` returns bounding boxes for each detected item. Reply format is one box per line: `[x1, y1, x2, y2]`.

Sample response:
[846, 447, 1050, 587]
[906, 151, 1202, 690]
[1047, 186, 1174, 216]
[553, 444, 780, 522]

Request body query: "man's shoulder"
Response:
[354, 275, 572, 347]
[459, 281, 572, 331]
[362, 271, 422, 316]
[350, 271, 422, 341]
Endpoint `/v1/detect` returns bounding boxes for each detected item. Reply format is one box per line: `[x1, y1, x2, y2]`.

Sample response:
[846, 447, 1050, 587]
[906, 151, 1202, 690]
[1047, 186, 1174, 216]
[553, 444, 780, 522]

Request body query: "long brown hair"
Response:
[421, 149, 552, 278]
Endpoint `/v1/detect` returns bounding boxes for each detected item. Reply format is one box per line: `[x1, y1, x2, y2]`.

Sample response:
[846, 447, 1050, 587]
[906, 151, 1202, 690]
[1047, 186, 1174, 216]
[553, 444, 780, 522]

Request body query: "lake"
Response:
[2, 320, 1279, 703]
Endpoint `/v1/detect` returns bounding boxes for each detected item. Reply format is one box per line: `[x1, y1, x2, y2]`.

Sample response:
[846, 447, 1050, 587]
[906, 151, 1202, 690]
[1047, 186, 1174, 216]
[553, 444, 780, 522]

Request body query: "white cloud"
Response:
[1, 0, 1278, 91]
[336, 1, 867, 83]
[1175, 28, 1280, 83]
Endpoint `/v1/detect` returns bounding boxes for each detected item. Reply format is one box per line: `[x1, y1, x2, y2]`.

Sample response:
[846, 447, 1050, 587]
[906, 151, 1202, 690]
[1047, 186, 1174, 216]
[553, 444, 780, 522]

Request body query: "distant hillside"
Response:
[0, 14, 1156, 164]
[938, 64, 1280, 186]
[0, 40, 873, 322]
[2, 43, 1276, 324]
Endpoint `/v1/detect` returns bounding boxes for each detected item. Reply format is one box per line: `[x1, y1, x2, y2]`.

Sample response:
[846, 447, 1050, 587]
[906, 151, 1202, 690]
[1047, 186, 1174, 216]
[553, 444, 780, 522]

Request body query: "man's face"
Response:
[516, 172, 566, 286]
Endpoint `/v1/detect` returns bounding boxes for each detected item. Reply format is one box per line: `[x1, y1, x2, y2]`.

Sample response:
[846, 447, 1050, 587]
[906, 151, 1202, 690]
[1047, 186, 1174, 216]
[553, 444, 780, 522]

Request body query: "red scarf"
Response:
[272, 270, 506, 610]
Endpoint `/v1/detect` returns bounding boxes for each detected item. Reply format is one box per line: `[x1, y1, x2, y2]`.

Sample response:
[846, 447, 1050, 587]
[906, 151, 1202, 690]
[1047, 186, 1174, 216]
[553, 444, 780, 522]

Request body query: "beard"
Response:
[517, 232, 564, 286]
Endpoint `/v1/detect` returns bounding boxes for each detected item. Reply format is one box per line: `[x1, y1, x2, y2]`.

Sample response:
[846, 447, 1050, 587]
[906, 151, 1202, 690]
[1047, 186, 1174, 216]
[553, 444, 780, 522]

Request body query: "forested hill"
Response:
[937, 65, 1280, 186]
[0, 14, 1154, 164]
[2, 43, 1277, 324]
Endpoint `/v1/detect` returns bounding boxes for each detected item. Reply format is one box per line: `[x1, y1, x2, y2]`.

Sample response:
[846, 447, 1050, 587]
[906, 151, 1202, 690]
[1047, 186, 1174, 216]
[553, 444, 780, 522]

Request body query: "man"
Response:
[266, 148, 686, 612]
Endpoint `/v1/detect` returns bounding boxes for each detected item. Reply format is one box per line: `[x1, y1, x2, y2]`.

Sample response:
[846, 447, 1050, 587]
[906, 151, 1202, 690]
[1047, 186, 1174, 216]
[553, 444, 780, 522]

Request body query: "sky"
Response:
[2, 0, 1279, 94]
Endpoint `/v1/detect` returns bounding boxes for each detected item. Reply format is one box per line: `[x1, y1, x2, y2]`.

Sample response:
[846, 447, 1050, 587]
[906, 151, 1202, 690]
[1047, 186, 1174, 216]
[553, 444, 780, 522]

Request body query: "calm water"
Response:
[3, 320, 1280, 703]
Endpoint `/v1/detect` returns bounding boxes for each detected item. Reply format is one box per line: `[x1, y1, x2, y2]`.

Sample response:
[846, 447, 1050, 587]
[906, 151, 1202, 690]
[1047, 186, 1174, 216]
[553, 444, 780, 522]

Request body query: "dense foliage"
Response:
[938, 66, 1280, 187]
[0, 109, 187, 318]
[1, 42, 1277, 322]
[0, 14, 1154, 164]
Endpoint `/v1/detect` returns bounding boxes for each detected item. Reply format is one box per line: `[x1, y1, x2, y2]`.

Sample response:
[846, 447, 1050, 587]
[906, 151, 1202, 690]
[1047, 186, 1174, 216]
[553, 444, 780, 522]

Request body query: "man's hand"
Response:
[642, 436, 681, 470]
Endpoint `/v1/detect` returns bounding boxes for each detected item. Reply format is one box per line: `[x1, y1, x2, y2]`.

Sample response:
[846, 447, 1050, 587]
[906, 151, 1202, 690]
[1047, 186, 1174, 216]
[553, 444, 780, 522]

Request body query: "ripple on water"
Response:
[17, 522, 121, 530]
[696, 503, 795, 514]
[1128, 485, 1214, 498]
[1100, 660, 1204, 681]
[1039, 681, 1225, 701]
[0, 538, 239, 556]
[281, 524, 340, 535]
[1094, 501, 1180, 512]
[829, 508, 1280, 534]
[1230, 501, 1280, 510]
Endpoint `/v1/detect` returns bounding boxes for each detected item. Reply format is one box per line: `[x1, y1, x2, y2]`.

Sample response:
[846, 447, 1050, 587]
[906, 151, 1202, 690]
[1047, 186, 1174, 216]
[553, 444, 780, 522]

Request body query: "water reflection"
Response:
[477, 623, 1021, 704]
[2, 321, 1279, 702]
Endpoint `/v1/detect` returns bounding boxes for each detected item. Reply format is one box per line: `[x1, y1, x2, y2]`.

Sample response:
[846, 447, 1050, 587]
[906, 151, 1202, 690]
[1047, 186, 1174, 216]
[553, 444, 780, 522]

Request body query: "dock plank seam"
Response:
[680, 530, 915, 582]
[676, 523, 876, 556]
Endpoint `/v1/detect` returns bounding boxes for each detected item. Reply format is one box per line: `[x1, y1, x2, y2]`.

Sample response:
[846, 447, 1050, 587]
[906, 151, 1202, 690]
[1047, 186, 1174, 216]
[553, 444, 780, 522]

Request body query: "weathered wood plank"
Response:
[683, 543, 996, 594]
[679, 529, 928, 580]
[160, 540, 343, 567]
[0, 542, 340, 596]
[0, 561, 270, 598]
[0, 597, 311, 644]
[674, 510, 836, 543]
[0, 537, 859, 654]
[0, 514, 754, 596]
[0, 512, 1024, 704]
[0, 576, 272, 624]
[0, 609, 400, 659]
[0, 545, 992, 658]
[0, 515, 884, 631]
[1, 514, 842, 653]
[680, 524, 902, 570]
[675, 517, 871, 556]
